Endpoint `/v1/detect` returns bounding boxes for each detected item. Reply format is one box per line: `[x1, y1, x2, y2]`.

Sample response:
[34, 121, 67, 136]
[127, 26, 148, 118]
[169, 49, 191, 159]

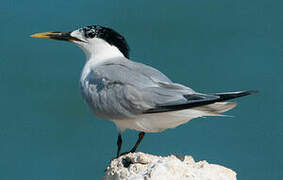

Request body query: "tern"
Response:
[31, 25, 257, 157]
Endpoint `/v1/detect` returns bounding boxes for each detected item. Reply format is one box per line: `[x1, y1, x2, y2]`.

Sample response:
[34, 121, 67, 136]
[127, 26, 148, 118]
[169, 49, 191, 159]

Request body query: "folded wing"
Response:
[85, 58, 257, 118]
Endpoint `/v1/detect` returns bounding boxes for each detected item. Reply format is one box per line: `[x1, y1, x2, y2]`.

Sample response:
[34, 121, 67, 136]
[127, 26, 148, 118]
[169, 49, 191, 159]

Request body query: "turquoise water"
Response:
[1, 0, 282, 179]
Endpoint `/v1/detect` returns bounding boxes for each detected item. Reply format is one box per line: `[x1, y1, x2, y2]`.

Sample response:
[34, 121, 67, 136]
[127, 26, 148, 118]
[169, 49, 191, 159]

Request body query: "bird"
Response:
[31, 25, 257, 157]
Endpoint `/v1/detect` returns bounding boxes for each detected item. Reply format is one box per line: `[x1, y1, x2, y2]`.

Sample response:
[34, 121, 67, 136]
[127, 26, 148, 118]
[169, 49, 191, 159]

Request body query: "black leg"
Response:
[117, 133, 122, 158]
[130, 132, 145, 153]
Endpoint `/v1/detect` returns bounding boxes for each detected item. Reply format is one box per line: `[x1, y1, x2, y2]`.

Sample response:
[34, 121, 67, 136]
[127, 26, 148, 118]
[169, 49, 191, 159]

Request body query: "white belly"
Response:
[112, 109, 207, 132]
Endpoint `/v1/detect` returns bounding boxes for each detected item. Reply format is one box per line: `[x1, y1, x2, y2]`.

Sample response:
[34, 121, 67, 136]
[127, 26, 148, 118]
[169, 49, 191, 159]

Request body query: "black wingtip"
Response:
[237, 90, 259, 97]
[144, 90, 259, 114]
[212, 90, 259, 101]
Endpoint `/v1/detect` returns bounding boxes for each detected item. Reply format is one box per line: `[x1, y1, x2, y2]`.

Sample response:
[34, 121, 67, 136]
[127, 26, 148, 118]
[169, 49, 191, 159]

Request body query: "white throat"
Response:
[78, 38, 124, 64]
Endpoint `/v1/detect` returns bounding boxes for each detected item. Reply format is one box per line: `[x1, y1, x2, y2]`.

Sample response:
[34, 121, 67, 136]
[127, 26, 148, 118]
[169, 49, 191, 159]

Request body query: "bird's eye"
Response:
[85, 30, 96, 38]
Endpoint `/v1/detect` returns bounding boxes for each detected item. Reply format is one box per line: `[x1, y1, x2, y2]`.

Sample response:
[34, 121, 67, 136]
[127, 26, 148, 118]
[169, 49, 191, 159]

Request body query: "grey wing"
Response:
[82, 58, 222, 118]
[94, 58, 173, 87]
[81, 58, 257, 119]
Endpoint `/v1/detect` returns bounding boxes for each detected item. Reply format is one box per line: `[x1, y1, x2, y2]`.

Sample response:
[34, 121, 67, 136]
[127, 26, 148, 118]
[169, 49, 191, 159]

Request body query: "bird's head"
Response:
[31, 25, 130, 61]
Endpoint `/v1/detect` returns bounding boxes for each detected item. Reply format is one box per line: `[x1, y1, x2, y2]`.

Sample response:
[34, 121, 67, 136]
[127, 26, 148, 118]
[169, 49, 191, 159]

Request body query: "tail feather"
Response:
[192, 102, 237, 114]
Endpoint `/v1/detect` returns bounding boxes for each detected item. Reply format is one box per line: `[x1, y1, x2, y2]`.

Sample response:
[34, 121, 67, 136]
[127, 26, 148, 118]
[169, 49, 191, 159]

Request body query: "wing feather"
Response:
[82, 58, 257, 118]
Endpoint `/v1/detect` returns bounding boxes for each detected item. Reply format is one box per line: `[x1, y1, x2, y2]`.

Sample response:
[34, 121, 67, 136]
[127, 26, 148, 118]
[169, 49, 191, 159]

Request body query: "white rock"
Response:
[103, 152, 237, 180]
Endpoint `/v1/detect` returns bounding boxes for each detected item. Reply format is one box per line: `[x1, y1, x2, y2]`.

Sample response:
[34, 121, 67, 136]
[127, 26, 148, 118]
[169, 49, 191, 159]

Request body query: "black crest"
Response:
[82, 25, 130, 58]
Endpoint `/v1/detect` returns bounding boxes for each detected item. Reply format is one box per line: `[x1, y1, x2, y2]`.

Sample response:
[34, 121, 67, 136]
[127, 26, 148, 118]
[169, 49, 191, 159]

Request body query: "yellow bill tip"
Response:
[30, 32, 53, 39]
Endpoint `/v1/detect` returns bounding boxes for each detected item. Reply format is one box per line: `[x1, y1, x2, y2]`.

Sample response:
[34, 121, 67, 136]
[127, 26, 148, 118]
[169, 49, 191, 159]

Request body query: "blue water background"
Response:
[0, 0, 282, 179]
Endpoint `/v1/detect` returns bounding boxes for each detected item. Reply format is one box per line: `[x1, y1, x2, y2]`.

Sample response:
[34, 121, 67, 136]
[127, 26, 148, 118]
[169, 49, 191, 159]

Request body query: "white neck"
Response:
[78, 38, 124, 64]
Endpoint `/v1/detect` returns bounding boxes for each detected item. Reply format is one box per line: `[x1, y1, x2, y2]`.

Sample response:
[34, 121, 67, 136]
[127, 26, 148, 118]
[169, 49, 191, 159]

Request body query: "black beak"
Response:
[30, 32, 84, 42]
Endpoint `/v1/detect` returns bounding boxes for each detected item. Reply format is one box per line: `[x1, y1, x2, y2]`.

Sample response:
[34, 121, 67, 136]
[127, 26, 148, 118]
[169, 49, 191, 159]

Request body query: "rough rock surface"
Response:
[103, 152, 236, 180]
